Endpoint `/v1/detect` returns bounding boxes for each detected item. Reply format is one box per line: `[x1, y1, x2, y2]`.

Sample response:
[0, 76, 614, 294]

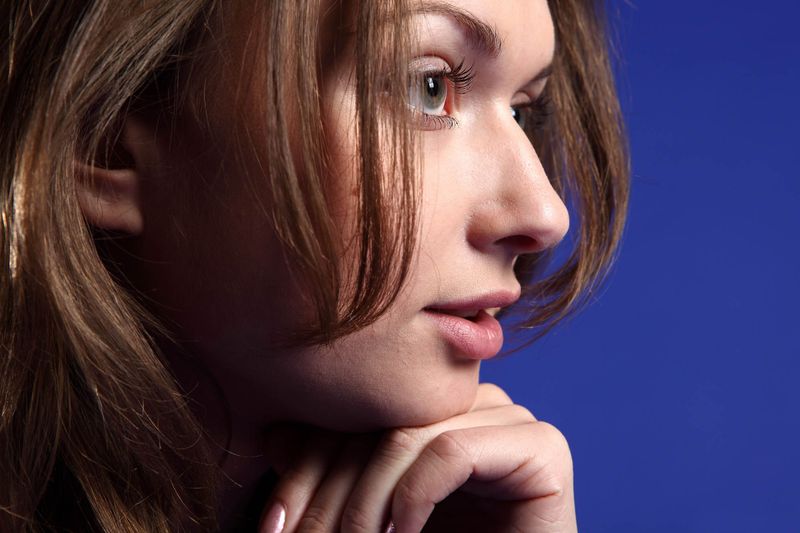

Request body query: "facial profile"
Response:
[310, 0, 568, 426]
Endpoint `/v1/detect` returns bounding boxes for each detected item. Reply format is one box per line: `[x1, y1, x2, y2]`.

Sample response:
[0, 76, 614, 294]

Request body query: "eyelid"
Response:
[409, 55, 450, 73]
[510, 90, 534, 108]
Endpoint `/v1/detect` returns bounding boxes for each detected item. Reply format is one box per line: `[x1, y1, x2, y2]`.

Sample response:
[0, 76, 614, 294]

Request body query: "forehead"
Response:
[412, 0, 555, 64]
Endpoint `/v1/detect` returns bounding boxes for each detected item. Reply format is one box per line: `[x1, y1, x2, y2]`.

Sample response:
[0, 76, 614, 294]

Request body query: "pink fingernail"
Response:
[260, 501, 286, 533]
[383, 520, 396, 533]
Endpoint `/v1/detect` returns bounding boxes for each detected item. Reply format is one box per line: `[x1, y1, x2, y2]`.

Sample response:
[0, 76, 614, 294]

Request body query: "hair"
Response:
[0, 0, 628, 531]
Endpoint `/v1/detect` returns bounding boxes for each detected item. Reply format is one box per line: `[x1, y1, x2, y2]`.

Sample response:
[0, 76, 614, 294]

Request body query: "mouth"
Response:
[423, 290, 519, 318]
[423, 306, 504, 320]
[425, 307, 482, 320]
[423, 290, 519, 360]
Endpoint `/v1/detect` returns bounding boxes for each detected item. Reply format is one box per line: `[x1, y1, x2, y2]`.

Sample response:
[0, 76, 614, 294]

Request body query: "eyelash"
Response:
[442, 58, 477, 94]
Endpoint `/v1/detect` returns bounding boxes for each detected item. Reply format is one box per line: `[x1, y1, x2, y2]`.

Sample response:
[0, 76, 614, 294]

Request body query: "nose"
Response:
[465, 117, 569, 258]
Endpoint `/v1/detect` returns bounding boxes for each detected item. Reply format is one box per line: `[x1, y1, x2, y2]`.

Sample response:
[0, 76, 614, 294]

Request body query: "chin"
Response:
[317, 372, 480, 433]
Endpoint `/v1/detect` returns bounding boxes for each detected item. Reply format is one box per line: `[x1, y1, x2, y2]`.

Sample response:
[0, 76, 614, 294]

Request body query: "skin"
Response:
[79, 0, 576, 531]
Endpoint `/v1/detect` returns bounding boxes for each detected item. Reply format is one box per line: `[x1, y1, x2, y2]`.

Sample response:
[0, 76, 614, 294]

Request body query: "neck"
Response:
[162, 343, 280, 532]
[212, 423, 277, 531]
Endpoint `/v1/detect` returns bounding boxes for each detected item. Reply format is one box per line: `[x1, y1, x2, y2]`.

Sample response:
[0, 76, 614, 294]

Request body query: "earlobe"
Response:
[75, 116, 155, 236]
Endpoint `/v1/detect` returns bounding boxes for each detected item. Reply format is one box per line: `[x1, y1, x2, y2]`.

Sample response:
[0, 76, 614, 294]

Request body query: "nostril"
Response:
[495, 234, 541, 254]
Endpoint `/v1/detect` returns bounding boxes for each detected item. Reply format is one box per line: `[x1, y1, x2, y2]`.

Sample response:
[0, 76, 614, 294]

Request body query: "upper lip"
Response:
[424, 289, 521, 318]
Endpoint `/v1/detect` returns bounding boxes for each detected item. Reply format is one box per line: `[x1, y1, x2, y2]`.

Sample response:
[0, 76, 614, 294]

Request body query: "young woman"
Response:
[1, 0, 628, 531]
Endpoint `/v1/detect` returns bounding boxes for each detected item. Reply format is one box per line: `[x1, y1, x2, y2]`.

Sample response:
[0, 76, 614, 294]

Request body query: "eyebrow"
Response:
[531, 64, 553, 83]
[412, 2, 554, 85]
[414, 2, 503, 59]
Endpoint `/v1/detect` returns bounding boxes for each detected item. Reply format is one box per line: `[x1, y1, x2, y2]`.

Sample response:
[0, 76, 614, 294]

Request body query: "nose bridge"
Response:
[468, 118, 569, 254]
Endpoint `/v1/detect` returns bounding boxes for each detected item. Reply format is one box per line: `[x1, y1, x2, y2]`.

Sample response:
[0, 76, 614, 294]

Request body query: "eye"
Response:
[512, 92, 553, 132]
[510, 106, 526, 128]
[407, 58, 475, 131]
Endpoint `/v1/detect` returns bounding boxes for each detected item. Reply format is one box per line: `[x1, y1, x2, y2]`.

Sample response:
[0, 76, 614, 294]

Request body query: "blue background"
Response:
[485, 2, 800, 531]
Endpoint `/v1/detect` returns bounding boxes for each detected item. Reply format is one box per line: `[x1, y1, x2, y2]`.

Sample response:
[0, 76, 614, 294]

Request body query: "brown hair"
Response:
[0, 0, 628, 530]
[512, 0, 629, 341]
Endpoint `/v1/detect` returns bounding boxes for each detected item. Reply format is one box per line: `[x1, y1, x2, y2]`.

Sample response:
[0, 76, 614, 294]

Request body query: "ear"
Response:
[75, 115, 156, 235]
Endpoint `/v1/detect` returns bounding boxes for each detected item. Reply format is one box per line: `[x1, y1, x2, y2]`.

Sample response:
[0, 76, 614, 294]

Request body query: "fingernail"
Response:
[383, 520, 396, 533]
[260, 501, 286, 533]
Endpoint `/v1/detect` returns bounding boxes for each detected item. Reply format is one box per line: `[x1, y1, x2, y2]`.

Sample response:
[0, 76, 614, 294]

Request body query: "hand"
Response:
[260, 383, 577, 533]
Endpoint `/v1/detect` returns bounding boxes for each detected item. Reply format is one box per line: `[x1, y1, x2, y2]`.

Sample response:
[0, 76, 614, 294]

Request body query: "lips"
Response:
[423, 290, 519, 360]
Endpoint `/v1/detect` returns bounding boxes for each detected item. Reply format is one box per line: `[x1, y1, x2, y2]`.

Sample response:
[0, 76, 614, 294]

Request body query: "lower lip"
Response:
[424, 309, 504, 360]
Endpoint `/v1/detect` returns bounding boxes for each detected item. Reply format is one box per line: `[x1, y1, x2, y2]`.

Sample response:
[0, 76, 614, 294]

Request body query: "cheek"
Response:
[272, 322, 482, 431]
[136, 130, 318, 356]
[414, 137, 469, 256]
[322, 130, 361, 282]
[321, 57, 360, 217]
[320, 73, 380, 296]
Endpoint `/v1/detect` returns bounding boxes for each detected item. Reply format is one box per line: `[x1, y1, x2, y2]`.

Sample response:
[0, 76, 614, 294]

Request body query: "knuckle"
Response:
[537, 421, 572, 457]
[269, 471, 317, 510]
[340, 502, 373, 533]
[537, 469, 571, 499]
[394, 476, 429, 508]
[428, 431, 468, 462]
[381, 427, 427, 458]
[478, 382, 513, 404]
[279, 462, 312, 485]
[428, 431, 463, 459]
[296, 506, 332, 532]
[531, 422, 574, 486]
[506, 403, 536, 421]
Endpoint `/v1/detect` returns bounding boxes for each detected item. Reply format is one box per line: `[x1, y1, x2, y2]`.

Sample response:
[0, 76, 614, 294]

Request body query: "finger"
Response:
[391, 423, 575, 533]
[469, 383, 515, 411]
[259, 428, 344, 533]
[296, 433, 379, 532]
[340, 404, 534, 533]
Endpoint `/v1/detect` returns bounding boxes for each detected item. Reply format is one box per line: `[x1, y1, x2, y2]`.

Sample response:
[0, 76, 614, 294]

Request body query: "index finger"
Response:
[260, 427, 344, 533]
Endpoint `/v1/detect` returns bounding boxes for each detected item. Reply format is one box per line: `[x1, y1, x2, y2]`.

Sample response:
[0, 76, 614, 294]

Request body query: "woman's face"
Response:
[136, 0, 566, 432]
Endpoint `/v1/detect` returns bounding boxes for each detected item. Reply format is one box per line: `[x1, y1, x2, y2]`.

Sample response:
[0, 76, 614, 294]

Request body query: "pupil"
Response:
[425, 76, 440, 98]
